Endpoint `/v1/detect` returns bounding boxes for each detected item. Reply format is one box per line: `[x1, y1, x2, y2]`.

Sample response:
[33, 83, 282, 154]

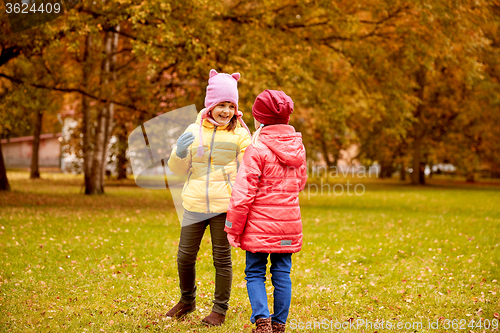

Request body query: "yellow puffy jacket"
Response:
[168, 110, 251, 214]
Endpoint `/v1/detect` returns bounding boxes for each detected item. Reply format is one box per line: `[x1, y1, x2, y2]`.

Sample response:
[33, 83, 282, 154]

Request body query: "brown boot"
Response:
[201, 311, 225, 326]
[252, 318, 272, 333]
[272, 321, 286, 332]
[165, 300, 195, 319]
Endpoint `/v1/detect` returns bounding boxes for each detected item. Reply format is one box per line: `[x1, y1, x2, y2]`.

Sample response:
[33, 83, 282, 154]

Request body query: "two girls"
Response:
[168, 70, 306, 333]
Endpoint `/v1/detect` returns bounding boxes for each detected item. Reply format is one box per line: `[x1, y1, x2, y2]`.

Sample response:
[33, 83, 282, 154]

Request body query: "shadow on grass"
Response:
[1, 173, 175, 212]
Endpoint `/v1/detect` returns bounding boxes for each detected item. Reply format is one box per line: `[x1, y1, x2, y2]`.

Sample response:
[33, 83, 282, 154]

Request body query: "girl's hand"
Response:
[227, 233, 240, 248]
[176, 132, 195, 158]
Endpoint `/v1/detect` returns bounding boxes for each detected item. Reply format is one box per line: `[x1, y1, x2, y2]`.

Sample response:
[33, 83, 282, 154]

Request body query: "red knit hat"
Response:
[252, 90, 294, 125]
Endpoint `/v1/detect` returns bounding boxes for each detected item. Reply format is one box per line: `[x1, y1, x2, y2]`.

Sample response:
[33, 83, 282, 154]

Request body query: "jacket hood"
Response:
[260, 125, 306, 168]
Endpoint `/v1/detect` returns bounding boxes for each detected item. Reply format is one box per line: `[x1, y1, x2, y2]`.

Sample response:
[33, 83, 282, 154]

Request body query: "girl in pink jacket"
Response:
[224, 90, 307, 333]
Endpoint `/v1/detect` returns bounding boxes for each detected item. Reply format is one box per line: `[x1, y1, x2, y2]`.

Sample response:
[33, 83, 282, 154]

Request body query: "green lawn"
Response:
[1, 171, 499, 332]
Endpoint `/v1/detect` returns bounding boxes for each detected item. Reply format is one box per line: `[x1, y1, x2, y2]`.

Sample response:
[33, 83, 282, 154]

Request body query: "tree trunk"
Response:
[411, 135, 426, 185]
[116, 123, 128, 180]
[380, 163, 394, 179]
[379, 164, 385, 179]
[88, 107, 108, 194]
[465, 167, 475, 183]
[30, 110, 43, 179]
[412, 68, 426, 185]
[82, 34, 93, 193]
[320, 138, 337, 169]
[400, 163, 406, 181]
[0, 143, 10, 191]
[87, 28, 119, 194]
[419, 162, 426, 185]
[411, 134, 421, 185]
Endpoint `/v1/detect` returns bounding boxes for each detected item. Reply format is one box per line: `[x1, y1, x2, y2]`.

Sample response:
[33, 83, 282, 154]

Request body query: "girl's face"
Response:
[211, 102, 235, 124]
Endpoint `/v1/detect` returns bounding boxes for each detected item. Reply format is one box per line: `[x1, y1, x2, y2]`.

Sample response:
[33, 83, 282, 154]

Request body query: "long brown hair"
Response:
[225, 115, 238, 132]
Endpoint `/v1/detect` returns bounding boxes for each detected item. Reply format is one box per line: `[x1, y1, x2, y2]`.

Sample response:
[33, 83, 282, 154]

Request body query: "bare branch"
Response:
[149, 61, 177, 84]
[0, 73, 150, 114]
[114, 55, 137, 72]
[359, 5, 410, 25]
[0, 46, 22, 67]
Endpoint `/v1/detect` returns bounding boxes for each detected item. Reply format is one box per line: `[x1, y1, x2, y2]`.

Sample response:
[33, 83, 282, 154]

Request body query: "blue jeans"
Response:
[245, 251, 293, 325]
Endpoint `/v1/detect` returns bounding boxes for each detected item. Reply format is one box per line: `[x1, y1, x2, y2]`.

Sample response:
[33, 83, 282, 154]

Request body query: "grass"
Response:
[0, 171, 499, 332]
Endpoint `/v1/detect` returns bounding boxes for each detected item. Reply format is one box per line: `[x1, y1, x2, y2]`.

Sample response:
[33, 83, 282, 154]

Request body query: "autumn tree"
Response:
[2, 0, 499, 191]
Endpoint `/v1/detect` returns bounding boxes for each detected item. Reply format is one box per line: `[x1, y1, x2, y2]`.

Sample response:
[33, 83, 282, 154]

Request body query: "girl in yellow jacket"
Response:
[166, 69, 251, 326]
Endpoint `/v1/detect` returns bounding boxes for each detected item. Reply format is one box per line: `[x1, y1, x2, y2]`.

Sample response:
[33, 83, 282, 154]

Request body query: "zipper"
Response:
[236, 149, 240, 171]
[222, 168, 233, 196]
[205, 126, 217, 213]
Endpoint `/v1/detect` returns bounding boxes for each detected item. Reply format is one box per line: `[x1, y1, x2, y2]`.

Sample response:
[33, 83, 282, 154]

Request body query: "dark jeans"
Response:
[245, 252, 293, 325]
[177, 209, 232, 315]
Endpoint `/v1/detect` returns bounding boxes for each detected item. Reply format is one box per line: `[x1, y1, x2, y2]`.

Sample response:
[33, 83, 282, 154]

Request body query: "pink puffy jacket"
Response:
[224, 124, 307, 253]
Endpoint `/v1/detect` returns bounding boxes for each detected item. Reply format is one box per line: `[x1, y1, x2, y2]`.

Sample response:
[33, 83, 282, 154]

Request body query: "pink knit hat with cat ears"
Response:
[205, 69, 240, 113]
[196, 69, 251, 157]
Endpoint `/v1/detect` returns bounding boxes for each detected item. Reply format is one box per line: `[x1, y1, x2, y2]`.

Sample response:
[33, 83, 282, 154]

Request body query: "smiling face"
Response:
[211, 102, 236, 124]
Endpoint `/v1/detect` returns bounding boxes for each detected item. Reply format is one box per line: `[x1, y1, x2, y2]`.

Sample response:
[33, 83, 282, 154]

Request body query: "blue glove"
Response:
[176, 132, 195, 158]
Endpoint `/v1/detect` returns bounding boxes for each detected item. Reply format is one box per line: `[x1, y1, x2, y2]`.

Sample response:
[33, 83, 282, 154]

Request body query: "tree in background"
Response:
[1, 3, 75, 185]
[322, 0, 495, 184]
[1, 0, 500, 190]
[0, 144, 9, 191]
[438, 2, 500, 183]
